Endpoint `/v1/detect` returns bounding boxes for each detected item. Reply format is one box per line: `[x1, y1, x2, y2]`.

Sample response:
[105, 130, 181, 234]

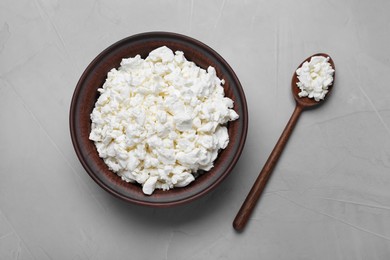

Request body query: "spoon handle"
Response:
[233, 104, 303, 231]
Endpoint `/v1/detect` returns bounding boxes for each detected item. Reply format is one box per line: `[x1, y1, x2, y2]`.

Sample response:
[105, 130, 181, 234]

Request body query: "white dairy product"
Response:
[89, 46, 239, 195]
[296, 56, 334, 101]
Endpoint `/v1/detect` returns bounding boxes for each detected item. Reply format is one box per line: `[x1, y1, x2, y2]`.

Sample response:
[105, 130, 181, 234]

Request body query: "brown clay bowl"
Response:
[69, 32, 248, 207]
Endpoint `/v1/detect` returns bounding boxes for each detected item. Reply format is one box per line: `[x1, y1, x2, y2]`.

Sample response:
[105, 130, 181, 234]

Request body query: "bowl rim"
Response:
[69, 31, 248, 207]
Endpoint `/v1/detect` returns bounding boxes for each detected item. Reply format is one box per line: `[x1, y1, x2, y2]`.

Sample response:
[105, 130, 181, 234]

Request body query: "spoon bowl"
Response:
[292, 53, 335, 108]
[233, 53, 335, 231]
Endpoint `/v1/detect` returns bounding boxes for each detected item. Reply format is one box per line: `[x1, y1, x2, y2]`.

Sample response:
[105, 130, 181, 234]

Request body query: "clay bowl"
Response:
[69, 32, 248, 207]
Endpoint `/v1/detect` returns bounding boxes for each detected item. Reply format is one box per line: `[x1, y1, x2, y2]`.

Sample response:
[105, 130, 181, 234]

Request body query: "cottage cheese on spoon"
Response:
[296, 56, 334, 101]
[89, 46, 239, 195]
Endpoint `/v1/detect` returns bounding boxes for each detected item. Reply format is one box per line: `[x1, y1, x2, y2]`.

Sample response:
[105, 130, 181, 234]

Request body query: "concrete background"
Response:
[1, 0, 390, 259]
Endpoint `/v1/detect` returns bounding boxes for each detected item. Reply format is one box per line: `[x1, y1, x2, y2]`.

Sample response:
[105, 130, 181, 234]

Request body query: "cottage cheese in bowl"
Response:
[89, 46, 239, 195]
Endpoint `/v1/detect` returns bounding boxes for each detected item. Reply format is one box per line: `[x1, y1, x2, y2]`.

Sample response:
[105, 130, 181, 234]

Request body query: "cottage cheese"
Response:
[296, 56, 334, 101]
[89, 46, 239, 195]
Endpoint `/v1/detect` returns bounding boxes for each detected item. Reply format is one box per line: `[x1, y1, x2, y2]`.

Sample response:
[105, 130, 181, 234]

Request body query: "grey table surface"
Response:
[1, 0, 390, 259]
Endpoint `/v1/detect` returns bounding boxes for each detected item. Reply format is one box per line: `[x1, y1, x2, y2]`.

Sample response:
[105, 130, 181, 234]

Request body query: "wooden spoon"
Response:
[233, 53, 335, 231]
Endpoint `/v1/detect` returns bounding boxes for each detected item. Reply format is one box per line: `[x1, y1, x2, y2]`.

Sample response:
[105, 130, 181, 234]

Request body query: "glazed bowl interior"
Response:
[70, 32, 248, 207]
